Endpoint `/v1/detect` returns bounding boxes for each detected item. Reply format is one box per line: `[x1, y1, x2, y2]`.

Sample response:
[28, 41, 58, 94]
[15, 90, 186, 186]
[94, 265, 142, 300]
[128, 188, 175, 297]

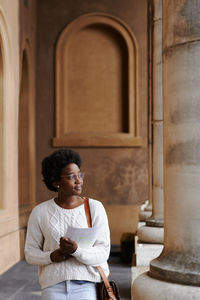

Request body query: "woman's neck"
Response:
[55, 195, 84, 209]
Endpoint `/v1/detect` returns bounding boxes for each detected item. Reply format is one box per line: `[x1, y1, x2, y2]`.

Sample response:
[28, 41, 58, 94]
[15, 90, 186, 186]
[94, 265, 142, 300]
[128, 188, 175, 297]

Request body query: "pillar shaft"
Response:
[146, 0, 163, 228]
[138, 0, 164, 240]
[150, 0, 200, 286]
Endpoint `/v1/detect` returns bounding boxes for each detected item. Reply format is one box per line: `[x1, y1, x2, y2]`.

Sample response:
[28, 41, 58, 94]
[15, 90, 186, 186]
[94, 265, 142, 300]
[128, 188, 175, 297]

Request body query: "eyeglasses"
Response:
[60, 172, 85, 181]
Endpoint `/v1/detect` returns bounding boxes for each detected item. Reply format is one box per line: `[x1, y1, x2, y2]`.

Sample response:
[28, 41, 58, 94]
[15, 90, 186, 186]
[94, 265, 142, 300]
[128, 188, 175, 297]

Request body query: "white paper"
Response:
[64, 226, 101, 248]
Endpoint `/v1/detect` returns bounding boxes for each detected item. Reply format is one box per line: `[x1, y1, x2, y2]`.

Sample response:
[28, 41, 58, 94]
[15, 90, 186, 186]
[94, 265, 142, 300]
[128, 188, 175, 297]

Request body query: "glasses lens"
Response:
[79, 172, 85, 179]
[60, 172, 85, 180]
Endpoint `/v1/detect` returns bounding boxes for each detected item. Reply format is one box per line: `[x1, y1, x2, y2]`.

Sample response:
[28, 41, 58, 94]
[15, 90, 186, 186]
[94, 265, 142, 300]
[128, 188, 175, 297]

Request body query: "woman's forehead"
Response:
[61, 163, 80, 173]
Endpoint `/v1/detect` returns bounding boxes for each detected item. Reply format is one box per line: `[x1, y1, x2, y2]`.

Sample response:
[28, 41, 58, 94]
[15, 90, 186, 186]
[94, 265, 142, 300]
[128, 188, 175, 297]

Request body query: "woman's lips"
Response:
[74, 185, 82, 191]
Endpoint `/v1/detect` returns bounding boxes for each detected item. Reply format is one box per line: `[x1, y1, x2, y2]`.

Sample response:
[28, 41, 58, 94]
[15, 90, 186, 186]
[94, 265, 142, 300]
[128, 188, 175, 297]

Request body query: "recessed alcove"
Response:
[0, 40, 3, 208]
[18, 50, 30, 206]
[66, 24, 129, 134]
[53, 13, 142, 147]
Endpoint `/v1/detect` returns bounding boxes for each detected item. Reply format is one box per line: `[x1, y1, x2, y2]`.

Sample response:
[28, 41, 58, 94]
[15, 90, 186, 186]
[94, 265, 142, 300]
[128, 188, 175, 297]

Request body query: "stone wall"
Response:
[0, 0, 20, 274]
[36, 0, 149, 244]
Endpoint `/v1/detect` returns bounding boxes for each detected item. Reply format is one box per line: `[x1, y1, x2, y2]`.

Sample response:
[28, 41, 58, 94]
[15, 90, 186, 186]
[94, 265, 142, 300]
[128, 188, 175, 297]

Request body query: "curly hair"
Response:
[41, 148, 82, 192]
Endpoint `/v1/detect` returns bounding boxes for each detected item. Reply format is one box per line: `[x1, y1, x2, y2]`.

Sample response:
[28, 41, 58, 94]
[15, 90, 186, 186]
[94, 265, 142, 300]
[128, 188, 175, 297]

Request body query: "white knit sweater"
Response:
[24, 198, 110, 289]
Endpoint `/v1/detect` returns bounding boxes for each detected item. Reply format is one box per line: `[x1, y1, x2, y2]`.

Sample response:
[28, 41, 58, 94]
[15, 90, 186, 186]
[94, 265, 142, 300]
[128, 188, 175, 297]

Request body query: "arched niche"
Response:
[53, 13, 142, 147]
[19, 50, 30, 206]
[18, 41, 35, 210]
[18, 41, 36, 259]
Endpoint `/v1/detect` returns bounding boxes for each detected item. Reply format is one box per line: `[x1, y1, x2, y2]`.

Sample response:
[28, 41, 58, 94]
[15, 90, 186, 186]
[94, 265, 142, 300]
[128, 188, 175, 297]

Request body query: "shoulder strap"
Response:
[84, 198, 117, 300]
[84, 198, 92, 228]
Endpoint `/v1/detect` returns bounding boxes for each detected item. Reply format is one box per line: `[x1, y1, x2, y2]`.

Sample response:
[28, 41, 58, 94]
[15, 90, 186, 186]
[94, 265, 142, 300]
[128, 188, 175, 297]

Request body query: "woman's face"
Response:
[56, 163, 84, 197]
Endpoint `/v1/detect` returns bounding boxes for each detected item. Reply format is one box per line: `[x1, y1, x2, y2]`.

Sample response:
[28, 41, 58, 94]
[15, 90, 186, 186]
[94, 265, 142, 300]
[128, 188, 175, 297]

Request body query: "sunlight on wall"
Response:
[0, 40, 3, 209]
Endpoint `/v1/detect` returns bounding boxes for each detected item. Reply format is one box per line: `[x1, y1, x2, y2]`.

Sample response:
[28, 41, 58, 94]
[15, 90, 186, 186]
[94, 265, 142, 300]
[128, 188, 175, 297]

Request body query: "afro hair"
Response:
[41, 148, 82, 192]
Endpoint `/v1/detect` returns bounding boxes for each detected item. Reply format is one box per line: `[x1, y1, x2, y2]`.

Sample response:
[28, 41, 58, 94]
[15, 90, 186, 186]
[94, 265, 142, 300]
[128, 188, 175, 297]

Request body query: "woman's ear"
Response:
[53, 181, 60, 190]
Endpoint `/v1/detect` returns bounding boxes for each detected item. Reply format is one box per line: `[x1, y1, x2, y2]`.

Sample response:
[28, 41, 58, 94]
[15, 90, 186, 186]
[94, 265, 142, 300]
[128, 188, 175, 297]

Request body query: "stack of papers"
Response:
[64, 226, 101, 248]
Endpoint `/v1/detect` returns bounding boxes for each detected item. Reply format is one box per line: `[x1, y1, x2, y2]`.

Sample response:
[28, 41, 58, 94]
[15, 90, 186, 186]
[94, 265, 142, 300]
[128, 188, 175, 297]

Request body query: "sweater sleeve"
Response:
[71, 200, 110, 266]
[24, 207, 52, 266]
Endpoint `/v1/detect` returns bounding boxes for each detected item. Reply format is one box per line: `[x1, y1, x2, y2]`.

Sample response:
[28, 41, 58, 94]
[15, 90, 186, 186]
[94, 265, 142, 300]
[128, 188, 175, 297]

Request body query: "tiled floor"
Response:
[0, 255, 131, 300]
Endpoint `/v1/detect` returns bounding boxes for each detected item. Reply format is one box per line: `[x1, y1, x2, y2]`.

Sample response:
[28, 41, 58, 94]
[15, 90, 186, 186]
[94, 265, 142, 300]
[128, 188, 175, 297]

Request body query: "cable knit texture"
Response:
[24, 198, 110, 289]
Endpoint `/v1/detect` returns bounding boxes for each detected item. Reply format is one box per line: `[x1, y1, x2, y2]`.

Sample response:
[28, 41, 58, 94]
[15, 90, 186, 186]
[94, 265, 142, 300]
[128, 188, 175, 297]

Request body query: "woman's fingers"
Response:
[60, 237, 77, 254]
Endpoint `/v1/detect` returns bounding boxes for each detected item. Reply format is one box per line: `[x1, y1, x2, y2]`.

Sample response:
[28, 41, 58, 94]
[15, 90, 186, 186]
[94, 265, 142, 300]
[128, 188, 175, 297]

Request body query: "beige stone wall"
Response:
[36, 0, 148, 244]
[0, 0, 20, 274]
[18, 0, 37, 259]
[0, 0, 148, 273]
[0, 0, 37, 274]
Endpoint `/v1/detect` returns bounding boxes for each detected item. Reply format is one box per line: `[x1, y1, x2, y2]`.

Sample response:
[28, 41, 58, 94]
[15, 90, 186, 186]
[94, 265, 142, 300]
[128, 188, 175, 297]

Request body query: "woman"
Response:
[24, 148, 110, 300]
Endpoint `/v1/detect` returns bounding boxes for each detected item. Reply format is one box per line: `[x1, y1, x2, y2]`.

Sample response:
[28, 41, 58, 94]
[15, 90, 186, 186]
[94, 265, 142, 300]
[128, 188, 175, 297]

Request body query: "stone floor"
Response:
[0, 254, 131, 300]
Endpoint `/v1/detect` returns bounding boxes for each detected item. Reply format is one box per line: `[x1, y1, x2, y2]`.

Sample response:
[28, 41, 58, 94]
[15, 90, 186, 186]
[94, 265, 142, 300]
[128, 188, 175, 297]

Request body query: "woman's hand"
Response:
[60, 237, 78, 254]
[50, 249, 71, 263]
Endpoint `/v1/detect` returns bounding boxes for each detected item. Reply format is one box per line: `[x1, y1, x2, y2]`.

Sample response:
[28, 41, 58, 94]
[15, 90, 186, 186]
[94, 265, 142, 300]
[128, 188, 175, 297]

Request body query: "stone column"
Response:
[137, 0, 164, 244]
[132, 1, 200, 298]
[138, 200, 152, 224]
[131, 1, 163, 284]
[146, 0, 163, 229]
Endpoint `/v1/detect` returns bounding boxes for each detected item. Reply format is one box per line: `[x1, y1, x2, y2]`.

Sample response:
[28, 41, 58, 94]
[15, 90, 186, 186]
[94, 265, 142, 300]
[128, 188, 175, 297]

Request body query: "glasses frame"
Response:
[60, 172, 85, 181]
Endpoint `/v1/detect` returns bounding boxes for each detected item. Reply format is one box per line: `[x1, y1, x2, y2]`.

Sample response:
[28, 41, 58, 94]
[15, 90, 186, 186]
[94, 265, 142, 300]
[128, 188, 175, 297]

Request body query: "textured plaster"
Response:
[163, 0, 200, 48]
[36, 0, 148, 209]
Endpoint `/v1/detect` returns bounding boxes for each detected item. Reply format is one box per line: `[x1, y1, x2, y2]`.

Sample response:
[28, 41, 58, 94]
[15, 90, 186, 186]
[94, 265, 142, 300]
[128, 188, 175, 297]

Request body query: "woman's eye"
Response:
[60, 172, 84, 180]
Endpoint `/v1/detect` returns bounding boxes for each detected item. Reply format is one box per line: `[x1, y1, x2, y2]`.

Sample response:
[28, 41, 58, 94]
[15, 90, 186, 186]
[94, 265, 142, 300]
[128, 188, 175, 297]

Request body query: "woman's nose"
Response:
[75, 175, 81, 183]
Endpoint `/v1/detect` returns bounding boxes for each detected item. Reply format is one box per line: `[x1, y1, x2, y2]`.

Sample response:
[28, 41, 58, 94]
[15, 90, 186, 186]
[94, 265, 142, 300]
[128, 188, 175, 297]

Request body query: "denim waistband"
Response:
[71, 280, 92, 285]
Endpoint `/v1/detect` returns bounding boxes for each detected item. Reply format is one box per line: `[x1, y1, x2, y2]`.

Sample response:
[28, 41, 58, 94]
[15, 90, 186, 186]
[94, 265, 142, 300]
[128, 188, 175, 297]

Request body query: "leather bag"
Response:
[96, 280, 120, 300]
[84, 198, 121, 300]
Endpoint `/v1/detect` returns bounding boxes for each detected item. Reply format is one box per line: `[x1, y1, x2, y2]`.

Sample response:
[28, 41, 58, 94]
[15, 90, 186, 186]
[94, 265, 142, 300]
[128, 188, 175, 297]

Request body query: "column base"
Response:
[137, 225, 164, 244]
[146, 218, 164, 227]
[136, 243, 163, 266]
[131, 272, 200, 300]
[150, 251, 200, 286]
[131, 243, 163, 283]
[137, 221, 145, 228]
[139, 211, 152, 221]
[131, 266, 149, 284]
[145, 204, 152, 211]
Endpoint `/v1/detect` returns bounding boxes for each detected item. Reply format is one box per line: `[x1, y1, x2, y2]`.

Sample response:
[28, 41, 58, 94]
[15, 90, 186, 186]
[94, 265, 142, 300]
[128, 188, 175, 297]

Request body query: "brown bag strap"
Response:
[84, 197, 92, 228]
[84, 198, 117, 300]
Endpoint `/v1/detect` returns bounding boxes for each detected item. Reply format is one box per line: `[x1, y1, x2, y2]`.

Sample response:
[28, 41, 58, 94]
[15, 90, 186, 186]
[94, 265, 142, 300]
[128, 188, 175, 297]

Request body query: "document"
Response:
[64, 226, 101, 248]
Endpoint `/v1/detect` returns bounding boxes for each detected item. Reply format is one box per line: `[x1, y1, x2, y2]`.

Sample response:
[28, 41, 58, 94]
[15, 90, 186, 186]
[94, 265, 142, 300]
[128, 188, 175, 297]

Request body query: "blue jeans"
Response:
[42, 280, 97, 300]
